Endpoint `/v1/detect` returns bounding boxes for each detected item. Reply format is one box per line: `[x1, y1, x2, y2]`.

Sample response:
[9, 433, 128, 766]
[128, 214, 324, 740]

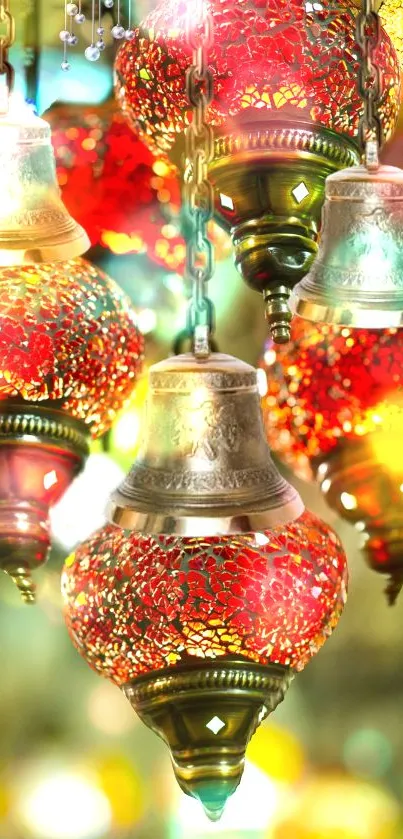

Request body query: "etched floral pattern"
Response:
[62, 511, 347, 686]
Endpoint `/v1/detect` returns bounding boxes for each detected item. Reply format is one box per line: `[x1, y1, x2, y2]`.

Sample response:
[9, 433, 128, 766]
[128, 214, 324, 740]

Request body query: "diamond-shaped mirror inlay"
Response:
[219, 193, 234, 210]
[206, 715, 226, 735]
[292, 182, 309, 204]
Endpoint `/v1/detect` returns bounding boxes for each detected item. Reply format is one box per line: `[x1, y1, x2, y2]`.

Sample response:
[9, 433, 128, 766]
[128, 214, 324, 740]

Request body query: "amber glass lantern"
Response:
[115, 0, 400, 340]
[260, 319, 403, 602]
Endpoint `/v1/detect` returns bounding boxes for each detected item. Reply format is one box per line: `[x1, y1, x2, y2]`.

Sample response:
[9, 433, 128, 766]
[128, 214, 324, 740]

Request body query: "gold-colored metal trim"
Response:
[124, 659, 291, 820]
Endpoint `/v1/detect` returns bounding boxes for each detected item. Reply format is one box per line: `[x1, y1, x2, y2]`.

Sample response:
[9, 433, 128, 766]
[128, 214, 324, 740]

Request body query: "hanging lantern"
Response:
[0, 258, 143, 602]
[291, 164, 403, 327]
[114, 0, 399, 341]
[0, 96, 89, 264]
[260, 319, 403, 603]
[62, 352, 347, 821]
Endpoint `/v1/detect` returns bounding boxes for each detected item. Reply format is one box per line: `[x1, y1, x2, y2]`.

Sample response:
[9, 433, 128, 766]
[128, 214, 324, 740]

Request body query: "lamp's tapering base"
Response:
[209, 119, 359, 342]
[123, 659, 292, 820]
[0, 405, 88, 602]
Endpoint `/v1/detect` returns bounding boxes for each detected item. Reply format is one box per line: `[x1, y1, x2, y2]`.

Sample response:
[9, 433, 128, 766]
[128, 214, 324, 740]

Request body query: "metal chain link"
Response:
[184, 0, 215, 358]
[0, 0, 15, 112]
[356, 0, 382, 168]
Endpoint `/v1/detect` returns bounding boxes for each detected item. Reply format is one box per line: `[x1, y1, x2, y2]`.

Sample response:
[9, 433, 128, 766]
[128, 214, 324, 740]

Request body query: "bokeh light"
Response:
[50, 454, 125, 552]
[15, 765, 112, 839]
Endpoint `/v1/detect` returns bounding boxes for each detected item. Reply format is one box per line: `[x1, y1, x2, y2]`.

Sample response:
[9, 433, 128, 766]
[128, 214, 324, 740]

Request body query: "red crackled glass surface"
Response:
[0, 259, 143, 437]
[260, 319, 403, 480]
[115, 0, 400, 155]
[62, 511, 347, 685]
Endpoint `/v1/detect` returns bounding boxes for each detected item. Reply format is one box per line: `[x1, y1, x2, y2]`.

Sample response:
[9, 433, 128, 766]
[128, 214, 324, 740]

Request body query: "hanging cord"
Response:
[0, 0, 15, 113]
[183, 0, 215, 359]
[356, 0, 382, 170]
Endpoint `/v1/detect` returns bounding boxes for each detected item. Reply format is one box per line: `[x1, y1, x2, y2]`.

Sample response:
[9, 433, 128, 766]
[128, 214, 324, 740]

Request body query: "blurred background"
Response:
[3, 1, 403, 837]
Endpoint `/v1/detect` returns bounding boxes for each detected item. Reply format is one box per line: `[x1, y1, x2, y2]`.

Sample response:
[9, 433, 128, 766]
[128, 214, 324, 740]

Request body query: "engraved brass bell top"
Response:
[291, 164, 403, 328]
[0, 99, 90, 264]
[109, 353, 304, 535]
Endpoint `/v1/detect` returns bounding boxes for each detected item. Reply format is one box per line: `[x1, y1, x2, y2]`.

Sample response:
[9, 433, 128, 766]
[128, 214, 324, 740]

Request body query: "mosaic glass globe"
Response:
[260, 319, 403, 602]
[63, 512, 347, 679]
[115, 0, 399, 156]
[0, 258, 143, 601]
[260, 319, 403, 480]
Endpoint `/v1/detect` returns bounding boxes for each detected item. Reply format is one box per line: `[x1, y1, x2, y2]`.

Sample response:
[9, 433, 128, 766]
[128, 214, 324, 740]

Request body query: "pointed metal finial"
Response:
[8, 565, 36, 603]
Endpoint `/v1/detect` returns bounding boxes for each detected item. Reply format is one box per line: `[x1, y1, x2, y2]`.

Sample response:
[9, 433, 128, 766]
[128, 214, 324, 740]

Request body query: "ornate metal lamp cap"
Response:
[291, 164, 403, 328]
[0, 100, 90, 264]
[109, 353, 303, 535]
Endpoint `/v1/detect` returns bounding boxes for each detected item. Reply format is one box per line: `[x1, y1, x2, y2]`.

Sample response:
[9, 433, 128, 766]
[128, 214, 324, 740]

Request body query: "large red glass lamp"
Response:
[62, 352, 347, 819]
[260, 319, 403, 603]
[115, 0, 399, 340]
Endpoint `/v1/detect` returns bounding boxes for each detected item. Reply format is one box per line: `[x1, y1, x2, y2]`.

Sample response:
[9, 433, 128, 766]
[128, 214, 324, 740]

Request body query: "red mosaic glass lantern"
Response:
[62, 351, 347, 819]
[63, 515, 346, 818]
[63, 514, 347, 680]
[260, 319, 403, 602]
[0, 258, 143, 602]
[45, 99, 230, 273]
[115, 0, 400, 341]
[115, 0, 398, 154]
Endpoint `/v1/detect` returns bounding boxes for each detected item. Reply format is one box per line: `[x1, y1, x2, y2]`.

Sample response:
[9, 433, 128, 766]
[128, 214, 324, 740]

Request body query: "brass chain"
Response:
[0, 0, 15, 107]
[356, 0, 382, 165]
[184, 0, 215, 358]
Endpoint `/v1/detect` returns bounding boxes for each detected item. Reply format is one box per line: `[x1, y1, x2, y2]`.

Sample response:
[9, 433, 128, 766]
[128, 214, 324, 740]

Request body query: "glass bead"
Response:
[59, 29, 70, 42]
[85, 44, 101, 61]
[61, 60, 71, 71]
[96, 26, 104, 34]
[125, 29, 135, 40]
[62, 511, 347, 685]
[96, 39, 106, 50]
[66, 2, 78, 14]
[67, 34, 78, 45]
[111, 24, 125, 39]
[75, 12, 85, 23]
[104, 0, 114, 7]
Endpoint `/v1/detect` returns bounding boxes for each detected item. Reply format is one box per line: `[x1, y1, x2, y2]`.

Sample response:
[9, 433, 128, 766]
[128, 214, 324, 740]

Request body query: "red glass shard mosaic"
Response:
[115, 0, 399, 155]
[62, 510, 347, 685]
[260, 320, 403, 479]
[0, 259, 143, 437]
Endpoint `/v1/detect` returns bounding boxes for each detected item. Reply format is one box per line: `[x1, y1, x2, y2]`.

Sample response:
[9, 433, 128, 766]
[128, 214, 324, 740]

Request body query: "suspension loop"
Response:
[184, 1, 216, 360]
[356, 0, 383, 164]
